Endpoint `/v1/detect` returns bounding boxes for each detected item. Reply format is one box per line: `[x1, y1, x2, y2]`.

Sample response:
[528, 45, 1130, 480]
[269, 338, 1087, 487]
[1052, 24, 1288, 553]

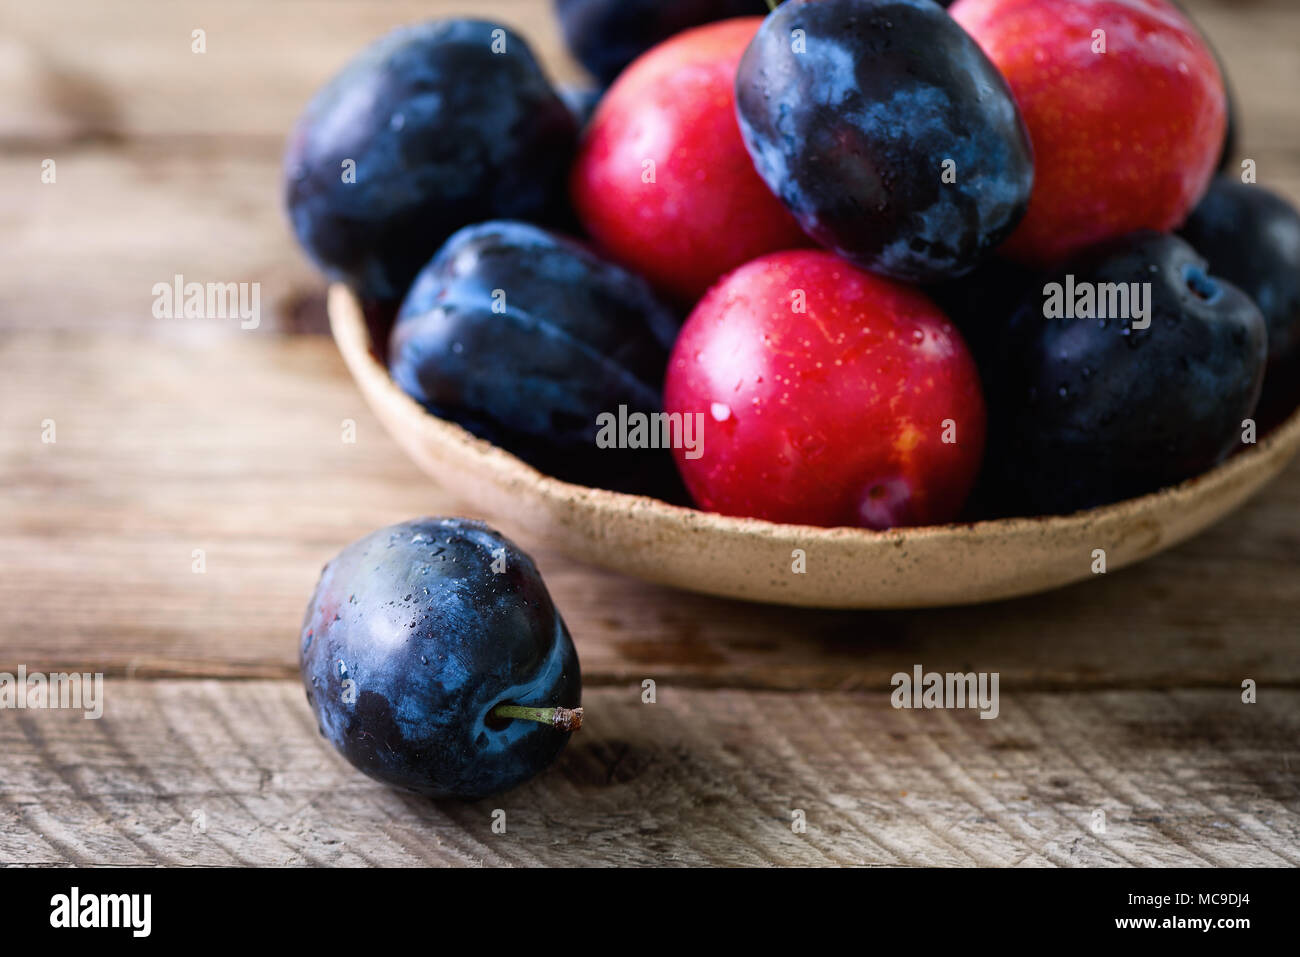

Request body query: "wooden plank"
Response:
[1, 0, 1296, 146]
[0, 0, 586, 144]
[0, 2, 583, 333]
[2, 681, 1296, 866]
[3, 2, 1299, 336]
[0, 149, 322, 332]
[2, 0, 1299, 687]
[3, 329, 1300, 689]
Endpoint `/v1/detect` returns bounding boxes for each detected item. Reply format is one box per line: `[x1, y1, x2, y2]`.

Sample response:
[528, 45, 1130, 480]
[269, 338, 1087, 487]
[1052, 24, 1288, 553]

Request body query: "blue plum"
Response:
[300, 518, 582, 800]
[555, 0, 770, 85]
[388, 221, 683, 495]
[284, 20, 577, 301]
[735, 0, 1033, 283]
[1179, 177, 1300, 425]
[988, 232, 1267, 515]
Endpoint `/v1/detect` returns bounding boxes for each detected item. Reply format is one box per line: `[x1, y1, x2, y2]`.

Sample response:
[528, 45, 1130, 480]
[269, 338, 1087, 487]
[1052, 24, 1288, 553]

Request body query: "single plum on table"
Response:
[300, 518, 582, 800]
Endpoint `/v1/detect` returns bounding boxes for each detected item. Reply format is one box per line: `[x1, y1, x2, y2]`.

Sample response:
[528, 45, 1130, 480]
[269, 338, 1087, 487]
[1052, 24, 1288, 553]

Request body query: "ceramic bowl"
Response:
[330, 284, 1300, 608]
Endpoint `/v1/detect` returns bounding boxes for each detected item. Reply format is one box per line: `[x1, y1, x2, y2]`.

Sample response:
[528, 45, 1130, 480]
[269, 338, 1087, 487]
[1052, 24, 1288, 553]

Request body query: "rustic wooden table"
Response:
[2, 0, 1298, 866]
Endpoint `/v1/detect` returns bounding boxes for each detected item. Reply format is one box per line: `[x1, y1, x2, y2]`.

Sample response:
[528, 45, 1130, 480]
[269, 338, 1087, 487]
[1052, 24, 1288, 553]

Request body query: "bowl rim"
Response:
[330, 282, 1300, 547]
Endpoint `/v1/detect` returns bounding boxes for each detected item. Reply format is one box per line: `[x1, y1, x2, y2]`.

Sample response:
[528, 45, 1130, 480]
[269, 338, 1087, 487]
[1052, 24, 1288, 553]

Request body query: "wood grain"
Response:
[0, 0, 1292, 152]
[3, 330, 1300, 688]
[3, 681, 1296, 866]
[0, 0, 586, 143]
[3, 1, 1298, 335]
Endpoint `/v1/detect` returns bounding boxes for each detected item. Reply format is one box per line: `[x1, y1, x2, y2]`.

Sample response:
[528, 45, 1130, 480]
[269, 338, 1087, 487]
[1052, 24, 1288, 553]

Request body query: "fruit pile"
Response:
[301, 518, 582, 799]
[286, 0, 1300, 801]
[287, 0, 1300, 529]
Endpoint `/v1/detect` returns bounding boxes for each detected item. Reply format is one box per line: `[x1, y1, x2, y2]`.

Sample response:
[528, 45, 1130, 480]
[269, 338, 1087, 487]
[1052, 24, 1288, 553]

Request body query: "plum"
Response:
[554, 0, 769, 85]
[570, 18, 809, 304]
[300, 518, 581, 800]
[663, 250, 987, 529]
[389, 221, 682, 495]
[951, 0, 1226, 268]
[284, 20, 577, 301]
[1179, 177, 1300, 426]
[735, 0, 1033, 283]
[988, 232, 1267, 515]
[1166, 0, 1239, 172]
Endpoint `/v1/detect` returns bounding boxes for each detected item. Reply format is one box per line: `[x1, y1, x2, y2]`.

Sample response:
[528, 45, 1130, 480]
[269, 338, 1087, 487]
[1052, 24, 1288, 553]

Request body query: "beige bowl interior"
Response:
[330, 284, 1300, 609]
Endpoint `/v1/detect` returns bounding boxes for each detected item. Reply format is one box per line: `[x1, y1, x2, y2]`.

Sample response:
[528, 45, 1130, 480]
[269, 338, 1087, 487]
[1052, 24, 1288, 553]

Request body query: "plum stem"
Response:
[491, 704, 584, 732]
[764, 0, 779, 11]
